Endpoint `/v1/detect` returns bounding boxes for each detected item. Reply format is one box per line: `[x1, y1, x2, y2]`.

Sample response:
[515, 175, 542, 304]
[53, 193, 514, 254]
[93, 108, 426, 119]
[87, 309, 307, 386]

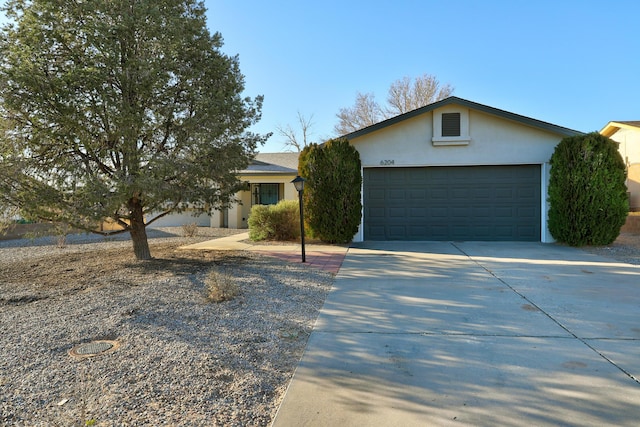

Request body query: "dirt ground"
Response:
[0, 233, 333, 425]
[0, 227, 637, 425]
[2, 233, 637, 301]
[0, 242, 228, 301]
[579, 233, 640, 265]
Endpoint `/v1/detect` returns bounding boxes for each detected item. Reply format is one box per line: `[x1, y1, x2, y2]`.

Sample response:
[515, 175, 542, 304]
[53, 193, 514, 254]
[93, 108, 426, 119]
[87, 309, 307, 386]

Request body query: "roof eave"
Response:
[342, 96, 584, 140]
[600, 121, 640, 137]
[239, 171, 298, 176]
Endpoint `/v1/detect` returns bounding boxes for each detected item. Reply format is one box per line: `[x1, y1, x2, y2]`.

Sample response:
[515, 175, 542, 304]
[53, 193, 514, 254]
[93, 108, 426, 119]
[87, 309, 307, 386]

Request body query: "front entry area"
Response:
[363, 165, 541, 241]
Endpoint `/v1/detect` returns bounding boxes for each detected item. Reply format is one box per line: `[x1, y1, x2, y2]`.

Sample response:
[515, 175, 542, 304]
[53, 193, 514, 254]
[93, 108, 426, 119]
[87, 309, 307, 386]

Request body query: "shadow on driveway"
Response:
[273, 241, 640, 426]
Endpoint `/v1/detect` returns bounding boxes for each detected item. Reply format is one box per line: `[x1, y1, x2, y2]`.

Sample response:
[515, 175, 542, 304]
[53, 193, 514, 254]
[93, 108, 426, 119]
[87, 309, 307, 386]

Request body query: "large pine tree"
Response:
[0, 0, 267, 259]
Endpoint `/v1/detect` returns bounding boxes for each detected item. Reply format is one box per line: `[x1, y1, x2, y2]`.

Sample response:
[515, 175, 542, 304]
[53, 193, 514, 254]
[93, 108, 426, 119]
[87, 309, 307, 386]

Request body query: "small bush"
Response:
[205, 270, 240, 303]
[181, 222, 199, 237]
[48, 223, 73, 248]
[248, 199, 300, 241]
[548, 132, 628, 246]
[55, 234, 67, 248]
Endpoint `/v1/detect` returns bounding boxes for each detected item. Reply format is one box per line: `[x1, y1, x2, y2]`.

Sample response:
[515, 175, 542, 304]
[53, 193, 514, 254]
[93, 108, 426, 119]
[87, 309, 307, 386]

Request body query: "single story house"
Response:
[344, 96, 582, 243]
[210, 152, 299, 228]
[151, 152, 299, 228]
[600, 121, 640, 212]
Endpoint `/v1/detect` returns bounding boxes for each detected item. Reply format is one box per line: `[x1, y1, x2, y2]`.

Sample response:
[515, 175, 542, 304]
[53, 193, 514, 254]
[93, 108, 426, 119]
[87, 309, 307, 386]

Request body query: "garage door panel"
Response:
[451, 207, 469, 218]
[429, 226, 449, 239]
[517, 226, 538, 239]
[387, 226, 408, 240]
[473, 226, 492, 239]
[388, 207, 406, 218]
[369, 207, 385, 218]
[451, 187, 470, 199]
[368, 225, 386, 240]
[495, 226, 516, 239]
[409, 225, 428, 235]
[494, 207, 514, 218]
[369, 188, 386, 202]
[407, 169, 426, 180]
[388, 190, 406, 200]
[431, 207, 448, 218]
[364, 165, 541, 241]
[495, 187, 515, 198]
[430, 189, 448, 200]
[409, 207, 427, 217]
[518, 206, 537, 218]
[517, 186, 537, 197]
[473, 188, 492, 200]
[473, 207, 492, 218]
[409, 189, 427, 200]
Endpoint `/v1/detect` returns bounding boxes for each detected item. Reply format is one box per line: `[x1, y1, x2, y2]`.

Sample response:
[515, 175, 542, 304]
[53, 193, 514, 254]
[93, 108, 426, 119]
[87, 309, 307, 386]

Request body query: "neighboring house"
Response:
[151, 153, 299, 229]
[600, 121, 640, 212]
[210, 152, 300, 229]
[344, 96, 582, 243]
[152, 152, 299, 229]
[105, 153, 300, 230]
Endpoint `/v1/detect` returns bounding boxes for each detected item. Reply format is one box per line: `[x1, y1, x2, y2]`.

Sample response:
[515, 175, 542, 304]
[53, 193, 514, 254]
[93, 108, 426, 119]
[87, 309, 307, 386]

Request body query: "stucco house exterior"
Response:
[210, 152, 299, 229]
[344, 96, 582, 243]
[151, 152, 299, 228]
[600, 121, 640, 212]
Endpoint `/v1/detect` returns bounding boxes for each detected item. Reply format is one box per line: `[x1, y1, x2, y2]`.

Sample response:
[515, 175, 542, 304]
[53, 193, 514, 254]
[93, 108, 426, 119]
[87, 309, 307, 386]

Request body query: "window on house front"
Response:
[251, 183, 279, 205]
[442, 112, 461, 137]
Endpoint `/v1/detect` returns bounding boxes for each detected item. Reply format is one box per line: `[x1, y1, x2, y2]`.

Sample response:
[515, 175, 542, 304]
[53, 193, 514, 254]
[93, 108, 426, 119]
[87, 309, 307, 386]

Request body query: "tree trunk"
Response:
[128, 196, 152, 260]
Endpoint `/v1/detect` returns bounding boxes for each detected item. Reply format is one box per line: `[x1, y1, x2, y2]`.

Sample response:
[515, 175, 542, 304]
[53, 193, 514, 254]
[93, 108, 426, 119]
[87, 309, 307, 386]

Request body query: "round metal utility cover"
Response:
[69, 340, 119, 358]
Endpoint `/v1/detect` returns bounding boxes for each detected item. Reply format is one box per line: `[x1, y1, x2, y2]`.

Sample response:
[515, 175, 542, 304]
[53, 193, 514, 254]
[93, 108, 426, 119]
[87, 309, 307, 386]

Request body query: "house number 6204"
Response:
[380, 159, 395, 165]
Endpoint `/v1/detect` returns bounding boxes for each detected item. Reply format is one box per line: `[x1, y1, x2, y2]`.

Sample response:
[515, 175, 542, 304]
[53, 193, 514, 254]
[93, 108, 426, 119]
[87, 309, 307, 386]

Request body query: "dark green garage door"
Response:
[364, 165, 541, 241]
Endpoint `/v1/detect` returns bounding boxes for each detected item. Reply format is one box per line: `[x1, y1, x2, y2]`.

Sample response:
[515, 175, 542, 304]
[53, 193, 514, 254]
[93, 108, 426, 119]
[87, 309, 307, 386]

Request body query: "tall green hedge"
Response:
[298, 138, 362, 243]
[548, 132, 628, 246]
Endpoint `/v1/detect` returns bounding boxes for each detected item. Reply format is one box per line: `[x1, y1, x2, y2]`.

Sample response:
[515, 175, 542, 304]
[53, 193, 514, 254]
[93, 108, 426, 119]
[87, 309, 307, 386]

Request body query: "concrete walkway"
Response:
[272, 241, 640, 426]
[180, 232, 348, 274]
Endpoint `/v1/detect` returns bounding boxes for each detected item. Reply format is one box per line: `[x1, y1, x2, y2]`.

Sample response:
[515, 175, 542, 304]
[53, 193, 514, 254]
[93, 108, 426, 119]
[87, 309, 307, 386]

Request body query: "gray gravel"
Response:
[578, 233, 640, 265]
[2, 227, 636, 426]
[0, 228, 334, 426]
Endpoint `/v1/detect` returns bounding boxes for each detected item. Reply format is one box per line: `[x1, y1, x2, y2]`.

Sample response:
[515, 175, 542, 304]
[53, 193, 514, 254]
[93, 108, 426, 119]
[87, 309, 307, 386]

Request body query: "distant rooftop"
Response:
[240, 152, 299, 175]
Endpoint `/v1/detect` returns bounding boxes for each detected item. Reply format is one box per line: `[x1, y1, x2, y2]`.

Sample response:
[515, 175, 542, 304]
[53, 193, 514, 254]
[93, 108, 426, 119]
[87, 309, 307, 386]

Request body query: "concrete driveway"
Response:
[272, 241, 640, 426]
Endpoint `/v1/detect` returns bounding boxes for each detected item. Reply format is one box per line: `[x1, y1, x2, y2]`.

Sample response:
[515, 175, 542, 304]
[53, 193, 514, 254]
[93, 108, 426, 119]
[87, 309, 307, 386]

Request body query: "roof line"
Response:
[600, 121, 640, 137]
[342, 96, 584, 139]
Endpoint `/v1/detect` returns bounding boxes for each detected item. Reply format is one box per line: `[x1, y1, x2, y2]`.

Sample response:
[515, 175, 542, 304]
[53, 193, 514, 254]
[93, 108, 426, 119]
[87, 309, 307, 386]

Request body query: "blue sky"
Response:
[206, 0, 640, 152]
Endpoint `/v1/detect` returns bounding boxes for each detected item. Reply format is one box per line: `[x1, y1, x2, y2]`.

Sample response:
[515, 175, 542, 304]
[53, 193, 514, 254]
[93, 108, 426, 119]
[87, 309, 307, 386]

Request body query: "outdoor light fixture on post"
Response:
[291, 175, 306, 262]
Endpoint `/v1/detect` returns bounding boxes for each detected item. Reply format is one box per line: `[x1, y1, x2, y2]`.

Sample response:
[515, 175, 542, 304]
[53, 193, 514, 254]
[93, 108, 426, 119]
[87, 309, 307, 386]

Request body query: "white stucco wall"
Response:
[149, 175, 298, 230]
[351, 109, 562, 168]
[609, 127, 640, 211]
[349, 106, 567, 242]
[149, 210, 211, 228]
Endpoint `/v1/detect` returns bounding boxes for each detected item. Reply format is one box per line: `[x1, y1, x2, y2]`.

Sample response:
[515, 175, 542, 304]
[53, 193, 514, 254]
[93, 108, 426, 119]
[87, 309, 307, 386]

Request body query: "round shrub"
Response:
[548, 132, 628, 246]
[248, 199, 300, 241]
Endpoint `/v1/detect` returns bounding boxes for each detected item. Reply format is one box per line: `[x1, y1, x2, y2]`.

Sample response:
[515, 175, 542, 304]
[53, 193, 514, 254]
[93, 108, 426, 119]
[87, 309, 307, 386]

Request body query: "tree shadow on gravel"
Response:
[1, 239, 334, 426]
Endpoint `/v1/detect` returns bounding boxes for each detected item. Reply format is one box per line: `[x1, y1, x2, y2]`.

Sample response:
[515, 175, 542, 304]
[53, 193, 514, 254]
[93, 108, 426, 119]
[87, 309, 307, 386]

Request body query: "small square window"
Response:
[442, 113, 461, 137]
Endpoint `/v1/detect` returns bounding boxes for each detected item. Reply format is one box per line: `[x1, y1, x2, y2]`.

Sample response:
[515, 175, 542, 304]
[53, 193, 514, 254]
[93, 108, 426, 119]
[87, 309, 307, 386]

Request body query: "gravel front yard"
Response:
[1, 227, 637, 426]
[0, 228, 333, 426]
[579, 232, 640, 265]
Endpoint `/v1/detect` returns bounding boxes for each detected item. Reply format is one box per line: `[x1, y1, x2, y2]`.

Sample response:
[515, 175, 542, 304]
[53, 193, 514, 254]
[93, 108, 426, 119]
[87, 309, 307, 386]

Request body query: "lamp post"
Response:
[291, 175, 306, 262]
